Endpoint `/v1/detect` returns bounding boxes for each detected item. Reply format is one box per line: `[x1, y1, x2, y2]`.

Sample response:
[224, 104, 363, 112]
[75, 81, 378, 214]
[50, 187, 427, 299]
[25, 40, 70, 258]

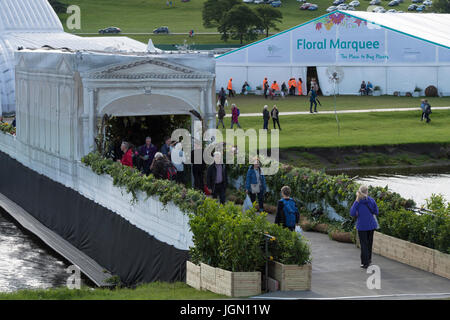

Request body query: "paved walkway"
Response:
[224, 106, 450, 118]
[252, 224, 450, 300]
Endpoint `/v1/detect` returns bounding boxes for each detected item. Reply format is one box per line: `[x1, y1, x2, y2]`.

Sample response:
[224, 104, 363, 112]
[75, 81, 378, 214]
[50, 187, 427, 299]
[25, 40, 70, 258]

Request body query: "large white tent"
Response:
[216, 11, 450, 97]
[0, 0, 147, 114]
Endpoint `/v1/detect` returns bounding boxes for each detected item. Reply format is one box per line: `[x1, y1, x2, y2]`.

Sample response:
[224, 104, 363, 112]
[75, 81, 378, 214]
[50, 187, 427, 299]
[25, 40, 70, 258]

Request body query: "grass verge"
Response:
[0, 282, 226, 300]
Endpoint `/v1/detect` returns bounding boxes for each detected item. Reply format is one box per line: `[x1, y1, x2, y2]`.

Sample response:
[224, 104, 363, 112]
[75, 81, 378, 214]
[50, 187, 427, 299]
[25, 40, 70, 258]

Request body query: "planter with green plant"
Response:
[373, 86, 381, 96]
[413, 86, 422, 97]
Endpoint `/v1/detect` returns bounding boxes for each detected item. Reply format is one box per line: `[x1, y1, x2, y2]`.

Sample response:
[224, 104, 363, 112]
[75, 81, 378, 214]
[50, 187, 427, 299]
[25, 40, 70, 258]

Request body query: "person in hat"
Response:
[350, 185, 379, 269]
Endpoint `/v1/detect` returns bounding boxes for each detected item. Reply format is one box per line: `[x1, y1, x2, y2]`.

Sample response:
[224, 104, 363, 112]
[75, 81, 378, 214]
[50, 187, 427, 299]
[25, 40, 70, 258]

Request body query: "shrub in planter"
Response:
[189, 198, 311, 272]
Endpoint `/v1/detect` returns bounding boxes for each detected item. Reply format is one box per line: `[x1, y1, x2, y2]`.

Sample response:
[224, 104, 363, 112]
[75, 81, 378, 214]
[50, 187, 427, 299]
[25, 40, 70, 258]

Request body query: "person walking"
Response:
[217, 105, 226, 129]
[117, 141, 133, 168]
[275, 186, 300, 231]
[171, 142, 186, 184]
[218, 87, 227, 107]
[191, 141, 205, 191]
[227, 78, 234, 97]
[421, 99, 432, 123]
[230, 104, 241, 129]
[263, 77, 269, 99]
[138, 137, 158, 175]
[350, 185, 379, 269]
[262, 105, 270, 130]
[309, 88, 318, 113]
[245, 158, 267, 213]
[206, 152, 228, 204]
[297, 78, 303, 96]
[271, 105, 281, 130]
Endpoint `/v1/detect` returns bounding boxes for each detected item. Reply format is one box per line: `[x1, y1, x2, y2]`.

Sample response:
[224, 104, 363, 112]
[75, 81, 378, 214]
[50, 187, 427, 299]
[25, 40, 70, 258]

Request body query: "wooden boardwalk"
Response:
[0, 192, 113, 287]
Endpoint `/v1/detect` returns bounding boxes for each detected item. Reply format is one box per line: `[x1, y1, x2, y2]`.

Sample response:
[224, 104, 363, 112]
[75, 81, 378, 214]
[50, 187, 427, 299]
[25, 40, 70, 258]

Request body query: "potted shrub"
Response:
[255, 86, 263, 96]
[413, 86, 422, 97]
[373, 86, 381, 96]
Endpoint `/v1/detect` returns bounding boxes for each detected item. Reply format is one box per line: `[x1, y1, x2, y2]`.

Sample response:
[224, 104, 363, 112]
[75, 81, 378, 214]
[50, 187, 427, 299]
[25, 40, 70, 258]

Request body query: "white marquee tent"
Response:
[0, 0, 147, 114]
[216, 11, 450, 97]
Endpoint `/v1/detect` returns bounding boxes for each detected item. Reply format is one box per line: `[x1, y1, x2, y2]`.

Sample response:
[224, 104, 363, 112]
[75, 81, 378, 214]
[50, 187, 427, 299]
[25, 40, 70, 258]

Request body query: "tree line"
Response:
[203, 0, 283, 44]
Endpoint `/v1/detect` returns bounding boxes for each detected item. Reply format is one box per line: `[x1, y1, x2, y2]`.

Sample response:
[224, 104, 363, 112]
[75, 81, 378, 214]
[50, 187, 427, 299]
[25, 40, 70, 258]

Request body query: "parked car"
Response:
[333, 0, 345, 5]
[387, 9, 397, 12]
[337, 3, 348, 9]
[416, 4, 426, 10]
[153, 26, 169, 34]
[369, 0, 381, 4]
[243, 0, 254, 3]
[388, 0, 399, 6]
[308, 3, 318, 10]
[349, 0, 360, 7]
[98, 27, 121, 34]
[408, 4, 418, 10]
[326, 5, 337, 12]
[254, 0, 265, 3]
[271, 0, 282, 7]
[412, 0, 423, 3]
[297, 0, 307, 2]
[423, 0, 432, 5]
[300, 2, 311, 9]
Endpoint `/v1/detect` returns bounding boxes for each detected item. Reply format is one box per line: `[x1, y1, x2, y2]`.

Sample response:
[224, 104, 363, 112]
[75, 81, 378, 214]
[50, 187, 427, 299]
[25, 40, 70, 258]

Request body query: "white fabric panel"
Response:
[387, 66, 438, 95]
[438, 67, 450, 96]
[318, 66, 387, 95]
[215, 66, 247, 92]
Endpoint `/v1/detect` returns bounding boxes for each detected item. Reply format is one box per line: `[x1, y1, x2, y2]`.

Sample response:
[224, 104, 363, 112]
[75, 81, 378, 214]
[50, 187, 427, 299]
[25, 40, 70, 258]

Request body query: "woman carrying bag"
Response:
[350, 185, 379, 269]
[245, 158, 266, 213]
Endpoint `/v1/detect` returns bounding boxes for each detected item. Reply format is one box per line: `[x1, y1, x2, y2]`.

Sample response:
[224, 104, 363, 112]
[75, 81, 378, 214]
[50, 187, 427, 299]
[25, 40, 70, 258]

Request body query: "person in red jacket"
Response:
[118, 141, 133, 168]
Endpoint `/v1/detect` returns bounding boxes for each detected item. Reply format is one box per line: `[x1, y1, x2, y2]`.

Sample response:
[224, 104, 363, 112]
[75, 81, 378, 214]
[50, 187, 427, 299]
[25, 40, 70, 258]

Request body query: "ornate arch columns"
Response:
[79, 58, 216, 158]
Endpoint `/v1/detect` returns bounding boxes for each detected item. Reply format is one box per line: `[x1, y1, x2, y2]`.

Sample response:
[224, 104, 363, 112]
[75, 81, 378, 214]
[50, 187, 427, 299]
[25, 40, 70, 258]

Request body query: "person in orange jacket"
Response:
[263, 77, 269, 99]
[227, 78, 234, 97]
[270, 81, 280, 100]
[288, 78, 296, 96]
[297, 78, 303, 96]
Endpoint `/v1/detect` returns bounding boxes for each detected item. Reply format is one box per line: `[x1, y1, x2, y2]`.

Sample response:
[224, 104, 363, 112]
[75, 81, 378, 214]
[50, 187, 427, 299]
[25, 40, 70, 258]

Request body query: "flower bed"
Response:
[0, 122, 15, 135]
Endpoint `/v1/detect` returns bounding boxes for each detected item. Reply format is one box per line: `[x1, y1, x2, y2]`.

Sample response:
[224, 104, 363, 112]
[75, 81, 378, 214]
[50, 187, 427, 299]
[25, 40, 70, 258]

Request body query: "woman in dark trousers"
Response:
[271, 105, 281, 130]
[275, 186, 300, 231]
[245, 158, 267, 213]
[350, 185, 379, 269]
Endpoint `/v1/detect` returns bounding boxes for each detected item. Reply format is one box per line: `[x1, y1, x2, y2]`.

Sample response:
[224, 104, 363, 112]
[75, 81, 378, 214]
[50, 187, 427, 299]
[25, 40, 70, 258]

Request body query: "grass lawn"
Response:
[220, 95, 450, 114]
[216, 110, 450, 149]
[58, 0, 423, 42]
[0, 282, 226, 300]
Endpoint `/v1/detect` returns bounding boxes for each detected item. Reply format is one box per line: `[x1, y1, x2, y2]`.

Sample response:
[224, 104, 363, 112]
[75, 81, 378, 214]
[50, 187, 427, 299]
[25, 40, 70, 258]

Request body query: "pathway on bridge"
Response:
[225, 106, 450, 118]
[256, 214, 450, 300]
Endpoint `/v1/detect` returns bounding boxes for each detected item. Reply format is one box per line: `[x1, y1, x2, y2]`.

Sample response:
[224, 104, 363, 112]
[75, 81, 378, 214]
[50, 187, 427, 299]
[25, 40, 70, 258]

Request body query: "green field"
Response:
[59, 0, 422, 44]
[220, 95, 450, 114]
[0, 282, 226, 300]
[216, 110, 450, 148]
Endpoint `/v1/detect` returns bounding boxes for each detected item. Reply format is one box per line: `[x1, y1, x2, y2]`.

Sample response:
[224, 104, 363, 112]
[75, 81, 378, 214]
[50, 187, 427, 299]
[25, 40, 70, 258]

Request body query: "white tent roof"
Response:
[341, 11, 450, 49]
[0, 0, 63, 33]
[0, 0, 149, 114]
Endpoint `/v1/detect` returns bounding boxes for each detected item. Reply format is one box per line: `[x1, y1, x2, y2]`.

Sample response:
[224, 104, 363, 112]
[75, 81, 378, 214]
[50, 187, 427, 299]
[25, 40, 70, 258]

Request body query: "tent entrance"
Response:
[307, 66, 322, 95]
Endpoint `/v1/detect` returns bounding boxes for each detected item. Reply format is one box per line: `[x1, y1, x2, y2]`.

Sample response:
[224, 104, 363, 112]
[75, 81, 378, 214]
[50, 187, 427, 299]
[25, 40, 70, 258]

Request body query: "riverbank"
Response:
[279, 143, 450, 174]
[0, 282, 226, 300]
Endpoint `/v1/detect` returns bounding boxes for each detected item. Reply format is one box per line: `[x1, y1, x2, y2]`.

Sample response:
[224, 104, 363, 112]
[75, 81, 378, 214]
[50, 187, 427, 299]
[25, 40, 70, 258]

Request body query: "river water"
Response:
[357, 173, 450, 207]
[0, 208, 69, 293]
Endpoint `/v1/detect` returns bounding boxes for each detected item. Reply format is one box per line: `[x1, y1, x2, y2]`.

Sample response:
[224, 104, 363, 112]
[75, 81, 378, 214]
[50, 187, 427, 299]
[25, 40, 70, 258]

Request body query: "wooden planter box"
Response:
[186, 262, 262, 297]
[357, 232, 450, 280]
[268, 261, 311, 291]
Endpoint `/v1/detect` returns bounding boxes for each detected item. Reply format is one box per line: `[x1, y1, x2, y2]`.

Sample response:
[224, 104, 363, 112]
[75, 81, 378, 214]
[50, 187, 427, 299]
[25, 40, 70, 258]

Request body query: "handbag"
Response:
[250, 183, 260, 194]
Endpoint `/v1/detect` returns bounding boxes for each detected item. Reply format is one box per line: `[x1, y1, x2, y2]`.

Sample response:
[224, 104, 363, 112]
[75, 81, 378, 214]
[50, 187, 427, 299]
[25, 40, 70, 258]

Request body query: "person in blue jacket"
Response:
[350, 185, 379, 269]
[245, 158, 266, 212]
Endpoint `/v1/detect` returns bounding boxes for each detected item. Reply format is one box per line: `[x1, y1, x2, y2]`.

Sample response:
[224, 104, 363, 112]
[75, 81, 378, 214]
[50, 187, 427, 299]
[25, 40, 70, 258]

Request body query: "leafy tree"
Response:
[48, 0, 68, 14]
[254, 5, 283, 38]
[219, 5, 261, 44]
[202, 0, 240, 28]
[432, 0, 450, 12]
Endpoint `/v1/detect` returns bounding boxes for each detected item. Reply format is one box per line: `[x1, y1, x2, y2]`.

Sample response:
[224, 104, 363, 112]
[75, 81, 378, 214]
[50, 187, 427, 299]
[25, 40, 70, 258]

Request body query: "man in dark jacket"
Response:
[271, 105, 281, 130]
[138, 136, 158, 175]
[206, 151, 227, 204]
[191, 141, 205, 191]
[275, 186, 300, 231]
